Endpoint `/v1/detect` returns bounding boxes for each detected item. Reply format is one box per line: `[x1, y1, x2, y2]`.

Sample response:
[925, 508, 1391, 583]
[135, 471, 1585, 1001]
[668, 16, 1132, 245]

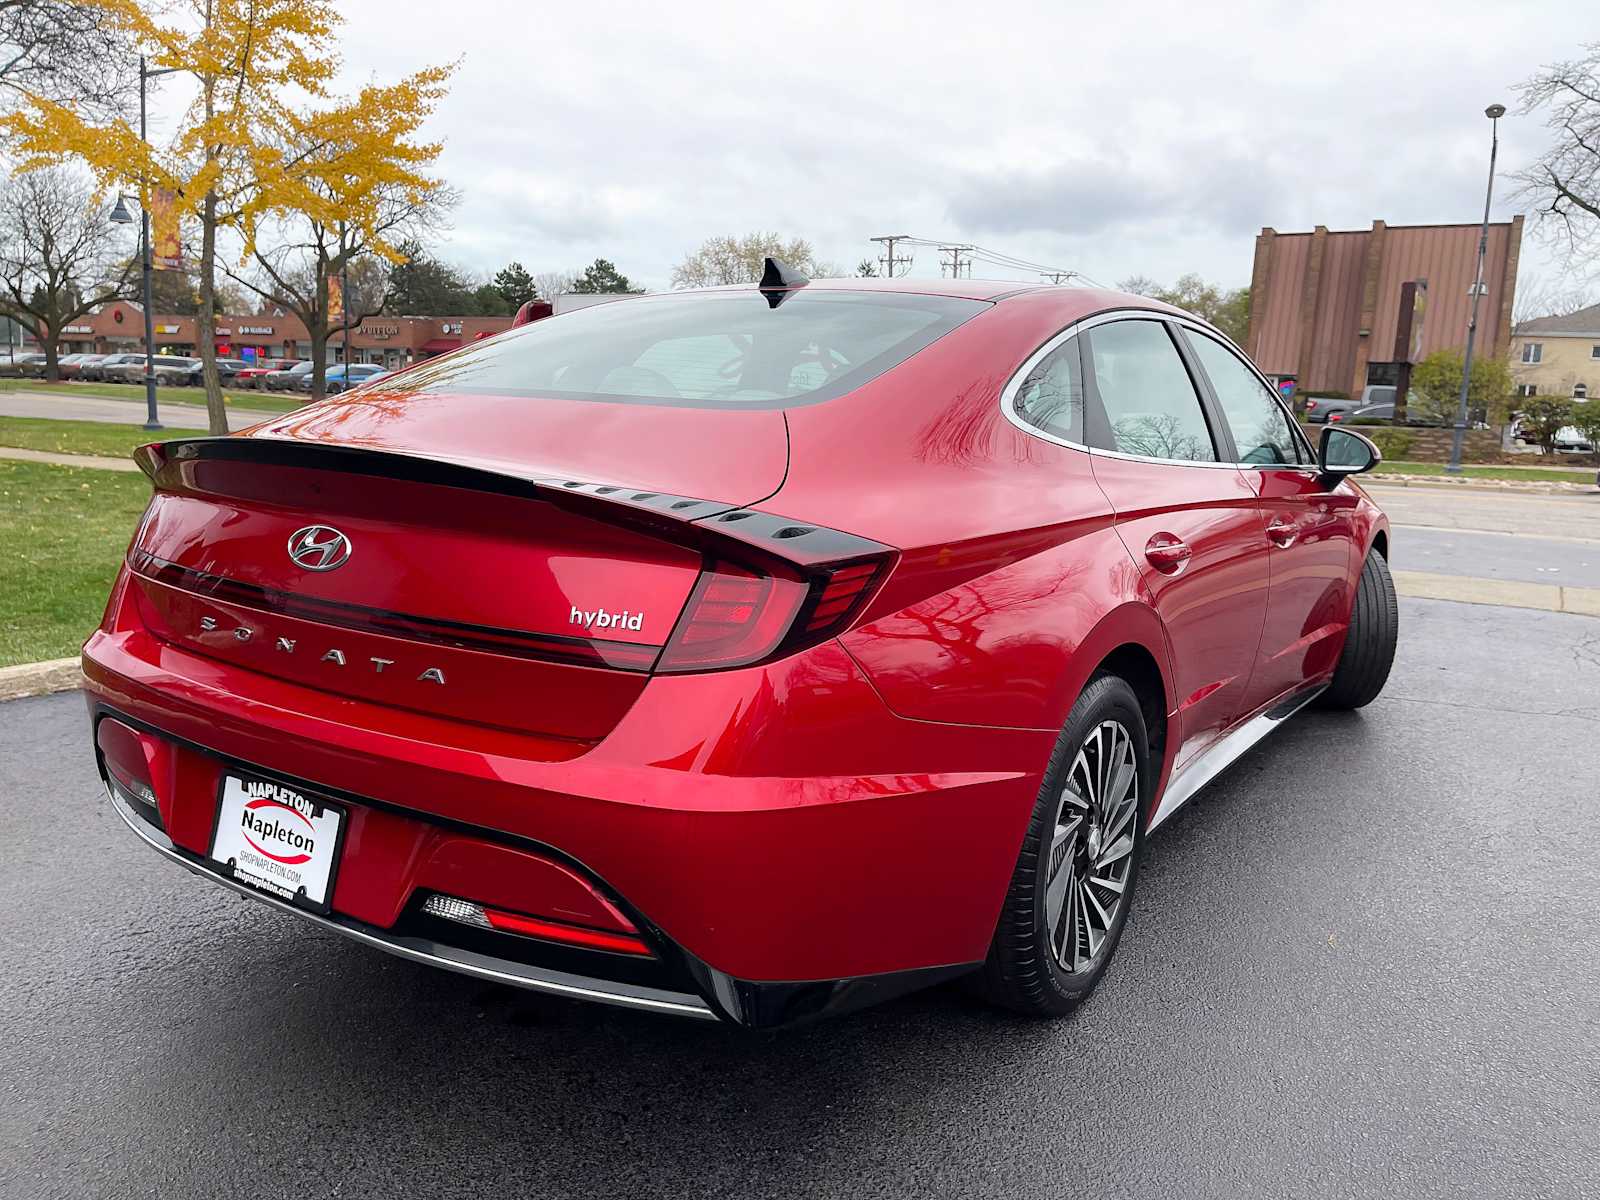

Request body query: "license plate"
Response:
[209, 774, 345, 911]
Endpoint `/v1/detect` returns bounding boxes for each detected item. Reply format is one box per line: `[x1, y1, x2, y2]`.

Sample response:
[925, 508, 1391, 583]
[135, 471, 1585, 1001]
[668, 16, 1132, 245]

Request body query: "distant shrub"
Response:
[1363, 428, 1415, 460]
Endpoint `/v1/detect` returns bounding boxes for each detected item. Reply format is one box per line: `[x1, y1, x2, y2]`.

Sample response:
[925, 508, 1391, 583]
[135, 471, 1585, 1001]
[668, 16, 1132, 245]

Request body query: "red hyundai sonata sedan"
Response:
[84, 264, 1397, 1028]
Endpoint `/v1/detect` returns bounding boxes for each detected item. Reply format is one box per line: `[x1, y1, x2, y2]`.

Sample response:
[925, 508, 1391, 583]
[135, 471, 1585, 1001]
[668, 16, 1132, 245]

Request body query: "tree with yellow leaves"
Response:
[3, 0, 453, 433]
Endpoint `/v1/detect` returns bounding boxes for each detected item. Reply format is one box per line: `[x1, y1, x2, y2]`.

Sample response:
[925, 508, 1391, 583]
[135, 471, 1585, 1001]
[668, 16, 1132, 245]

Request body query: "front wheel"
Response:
[1320, 548, 1398, 710]
[977, 673, 1148, 1017]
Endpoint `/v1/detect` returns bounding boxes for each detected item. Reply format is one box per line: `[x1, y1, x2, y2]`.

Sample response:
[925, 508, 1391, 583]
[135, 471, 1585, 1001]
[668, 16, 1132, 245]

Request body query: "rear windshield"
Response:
[376, 289, 987, 409]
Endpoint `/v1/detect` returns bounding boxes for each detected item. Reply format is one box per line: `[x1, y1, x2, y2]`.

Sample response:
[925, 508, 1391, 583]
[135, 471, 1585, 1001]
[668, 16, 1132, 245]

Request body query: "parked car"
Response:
[106, 354, 199, 387]
[81, 352, 143, 382]
[0, 351, 48, 378]
[301, 362, 389, 394]
[87, 275, 1396, 1028]
[1553, 426, 1595, 453]
[232, 358, 301, 389]
[263, 360, 316, 391]
[59, 353, 108, 380]
[181, 357, 248, 387]
[53, 353, 93, 376]
[1302, 395, 1358, 423]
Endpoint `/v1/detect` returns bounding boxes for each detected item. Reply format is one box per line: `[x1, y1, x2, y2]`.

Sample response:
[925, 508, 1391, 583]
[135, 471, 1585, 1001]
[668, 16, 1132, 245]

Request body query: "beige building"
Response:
[1510, 303, 1600, 400]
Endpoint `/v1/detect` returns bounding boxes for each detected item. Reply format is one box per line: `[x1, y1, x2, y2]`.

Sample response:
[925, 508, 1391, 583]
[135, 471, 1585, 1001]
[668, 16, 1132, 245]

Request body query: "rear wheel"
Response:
[1320, 548, 1398, 710]
[977, 673, 1148, 1017]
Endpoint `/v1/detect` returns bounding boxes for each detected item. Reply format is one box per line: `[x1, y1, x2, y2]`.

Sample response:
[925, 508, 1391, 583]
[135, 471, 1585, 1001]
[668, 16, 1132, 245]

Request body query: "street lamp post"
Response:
[108, 56, 181, 431]
[1447, 103, 1506, 475]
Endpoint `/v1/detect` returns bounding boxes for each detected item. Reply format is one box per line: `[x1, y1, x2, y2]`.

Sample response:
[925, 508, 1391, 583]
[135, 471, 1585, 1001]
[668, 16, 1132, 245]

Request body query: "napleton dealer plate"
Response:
[209, 775, 344, 911]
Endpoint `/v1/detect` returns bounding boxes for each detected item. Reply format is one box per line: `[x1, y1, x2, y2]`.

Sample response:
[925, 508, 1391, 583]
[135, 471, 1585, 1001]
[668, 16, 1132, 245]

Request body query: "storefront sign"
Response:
[363, 323, 399, 339]
[156, 323, 180, 334]
[64, 325, 93, 334]
[238, 325, 273, 335]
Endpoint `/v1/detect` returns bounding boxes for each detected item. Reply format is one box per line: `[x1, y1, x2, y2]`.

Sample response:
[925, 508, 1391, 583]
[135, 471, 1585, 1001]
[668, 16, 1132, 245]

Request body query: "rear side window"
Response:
[1011, 335, 1085, 443]
[1185, 331, 1306, 465]
[377, 290, 987, 409]
[1086, 320, 1217, 462]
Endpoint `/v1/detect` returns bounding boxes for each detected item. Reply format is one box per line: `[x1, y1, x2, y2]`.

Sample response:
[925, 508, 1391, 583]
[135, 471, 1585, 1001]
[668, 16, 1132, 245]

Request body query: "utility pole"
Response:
[939, 245, 973, 279]
[870, 234, 911, 279]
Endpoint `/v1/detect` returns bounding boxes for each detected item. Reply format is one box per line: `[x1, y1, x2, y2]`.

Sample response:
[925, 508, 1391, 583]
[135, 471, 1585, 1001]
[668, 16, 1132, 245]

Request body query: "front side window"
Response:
[1011, 335, 1084, 443]
[1185, 330, 1305, 466]
[375, 290, 987, 409]
[1522, 343, 1543, 364]
[1086, 320, 1217, 462]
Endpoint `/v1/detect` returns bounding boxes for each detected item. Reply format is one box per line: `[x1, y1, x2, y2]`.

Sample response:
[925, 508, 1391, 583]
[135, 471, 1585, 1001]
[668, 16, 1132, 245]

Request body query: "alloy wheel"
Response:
[1044, 719, 1139, 973]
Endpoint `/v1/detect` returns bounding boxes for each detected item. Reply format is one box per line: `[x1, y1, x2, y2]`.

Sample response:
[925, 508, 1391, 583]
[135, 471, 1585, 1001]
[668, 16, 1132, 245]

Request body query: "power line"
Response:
[896, 236, 1082, 283]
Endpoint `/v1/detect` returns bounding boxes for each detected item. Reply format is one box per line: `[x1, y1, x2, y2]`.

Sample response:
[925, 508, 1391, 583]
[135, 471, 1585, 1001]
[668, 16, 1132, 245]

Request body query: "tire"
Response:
[1320, 548, 1398, 710]
[976, 673, 1149, 1017]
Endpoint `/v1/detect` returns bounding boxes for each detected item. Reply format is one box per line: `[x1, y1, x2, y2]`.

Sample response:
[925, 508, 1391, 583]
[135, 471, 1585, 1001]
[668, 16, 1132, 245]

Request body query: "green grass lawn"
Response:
[0, 377, 305, 413]
[1373, 460, 1597, 485]
[0, 416, 187, 461]
[0, 461, 150, 667]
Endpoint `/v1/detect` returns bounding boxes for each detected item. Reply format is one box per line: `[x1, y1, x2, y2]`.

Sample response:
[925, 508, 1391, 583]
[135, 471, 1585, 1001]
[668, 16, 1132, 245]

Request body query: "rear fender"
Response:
[841, 525, 1174, 736]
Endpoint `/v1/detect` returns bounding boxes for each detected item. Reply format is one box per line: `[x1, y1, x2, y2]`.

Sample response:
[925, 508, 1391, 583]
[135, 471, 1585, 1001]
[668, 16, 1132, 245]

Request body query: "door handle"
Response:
[1267, 518, 1298, 548]
[1144, 532, 1192, 574]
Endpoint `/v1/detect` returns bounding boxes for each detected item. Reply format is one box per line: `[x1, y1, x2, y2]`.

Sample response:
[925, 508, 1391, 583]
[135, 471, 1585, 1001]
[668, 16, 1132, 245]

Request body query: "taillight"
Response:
[656, 555, 890, 673]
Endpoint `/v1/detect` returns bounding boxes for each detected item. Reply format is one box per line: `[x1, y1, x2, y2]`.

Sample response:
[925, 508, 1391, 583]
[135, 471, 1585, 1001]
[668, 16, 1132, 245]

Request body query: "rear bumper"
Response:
[83, 616, 1049, 1025]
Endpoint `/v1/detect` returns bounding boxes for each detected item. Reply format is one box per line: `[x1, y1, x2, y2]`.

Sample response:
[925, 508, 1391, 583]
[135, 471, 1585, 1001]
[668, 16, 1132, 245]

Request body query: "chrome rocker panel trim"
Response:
[104, 781, 716, 1021]
[1148, 683, 1327, 832]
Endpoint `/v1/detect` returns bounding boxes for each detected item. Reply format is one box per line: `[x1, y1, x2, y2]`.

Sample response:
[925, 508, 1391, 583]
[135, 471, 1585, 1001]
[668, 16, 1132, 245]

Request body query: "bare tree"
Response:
[670, 233, 834, 288]
[0, 166, 136, 379]
[1516, 42, 1600, 281]
[224, 182, 457, 402]
[1512, 274, 1598, 326]
[534, 269, 576, 301]
[0, 0, 136, 118]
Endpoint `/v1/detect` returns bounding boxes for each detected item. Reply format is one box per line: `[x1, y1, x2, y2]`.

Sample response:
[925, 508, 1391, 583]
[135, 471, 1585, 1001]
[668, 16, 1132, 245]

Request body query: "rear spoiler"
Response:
[133, 435, 892, 571]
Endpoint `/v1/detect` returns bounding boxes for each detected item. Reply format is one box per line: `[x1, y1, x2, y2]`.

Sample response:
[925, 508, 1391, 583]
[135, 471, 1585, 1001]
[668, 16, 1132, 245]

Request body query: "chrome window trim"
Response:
[999, 308, 1238, 470]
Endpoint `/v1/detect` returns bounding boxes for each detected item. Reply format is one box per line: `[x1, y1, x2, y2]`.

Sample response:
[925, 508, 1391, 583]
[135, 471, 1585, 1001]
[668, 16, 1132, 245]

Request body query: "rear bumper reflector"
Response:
[421, 893, 653, 957]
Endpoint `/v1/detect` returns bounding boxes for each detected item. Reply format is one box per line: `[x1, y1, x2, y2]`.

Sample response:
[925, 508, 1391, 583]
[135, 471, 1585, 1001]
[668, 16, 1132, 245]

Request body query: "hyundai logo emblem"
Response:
[287, 525, 352, 572]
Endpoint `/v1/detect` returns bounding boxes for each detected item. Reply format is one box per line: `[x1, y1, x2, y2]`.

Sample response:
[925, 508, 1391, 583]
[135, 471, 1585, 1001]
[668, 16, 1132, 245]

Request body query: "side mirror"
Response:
[1318, 425, 1380, 482]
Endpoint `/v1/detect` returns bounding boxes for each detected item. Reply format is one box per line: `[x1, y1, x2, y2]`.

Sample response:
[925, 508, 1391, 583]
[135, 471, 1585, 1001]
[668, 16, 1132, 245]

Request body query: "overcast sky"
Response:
[153, 0, 1586, 296]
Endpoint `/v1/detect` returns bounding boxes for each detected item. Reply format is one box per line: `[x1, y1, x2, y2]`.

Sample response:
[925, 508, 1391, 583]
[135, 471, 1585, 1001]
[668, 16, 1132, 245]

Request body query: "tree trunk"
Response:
[308, 326, 327, 403]
[41, 332, 60, 383]
[197, 190, 226, 435]
[310, 266, 328, 403]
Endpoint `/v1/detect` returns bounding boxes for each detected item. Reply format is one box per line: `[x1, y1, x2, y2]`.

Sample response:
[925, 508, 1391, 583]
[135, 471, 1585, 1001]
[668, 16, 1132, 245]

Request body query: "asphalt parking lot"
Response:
[3, 593, 1598, 1200]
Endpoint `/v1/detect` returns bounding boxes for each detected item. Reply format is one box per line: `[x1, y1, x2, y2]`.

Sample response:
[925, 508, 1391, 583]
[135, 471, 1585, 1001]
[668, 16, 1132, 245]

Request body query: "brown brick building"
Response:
[1245, 218, 1523, 397]
[56, 301, 519, 370]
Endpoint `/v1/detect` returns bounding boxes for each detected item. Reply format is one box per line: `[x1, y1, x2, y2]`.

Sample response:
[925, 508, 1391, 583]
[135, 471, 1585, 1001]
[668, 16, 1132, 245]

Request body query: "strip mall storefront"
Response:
[58, 303, 514, 366]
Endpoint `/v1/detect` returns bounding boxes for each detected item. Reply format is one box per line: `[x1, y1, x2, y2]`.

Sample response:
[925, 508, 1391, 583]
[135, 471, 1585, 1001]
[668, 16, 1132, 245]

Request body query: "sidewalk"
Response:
[0, 390, 279, 428]
[0, 445, 140, 471]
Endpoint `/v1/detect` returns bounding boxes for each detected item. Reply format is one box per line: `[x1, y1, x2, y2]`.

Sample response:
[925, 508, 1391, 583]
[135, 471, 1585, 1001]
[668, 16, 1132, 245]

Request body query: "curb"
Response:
[0, 657, 82, 702]
[1366, 475, 1596, 496]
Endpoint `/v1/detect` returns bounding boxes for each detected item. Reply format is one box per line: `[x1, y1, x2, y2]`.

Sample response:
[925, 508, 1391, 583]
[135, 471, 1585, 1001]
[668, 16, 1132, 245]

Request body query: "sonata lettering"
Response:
[194, 616, 447, 686]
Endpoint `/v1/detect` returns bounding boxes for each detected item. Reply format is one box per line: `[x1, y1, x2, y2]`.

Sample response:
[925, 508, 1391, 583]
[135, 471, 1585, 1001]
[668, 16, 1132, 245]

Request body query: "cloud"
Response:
[153, 0, 1579, 292]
